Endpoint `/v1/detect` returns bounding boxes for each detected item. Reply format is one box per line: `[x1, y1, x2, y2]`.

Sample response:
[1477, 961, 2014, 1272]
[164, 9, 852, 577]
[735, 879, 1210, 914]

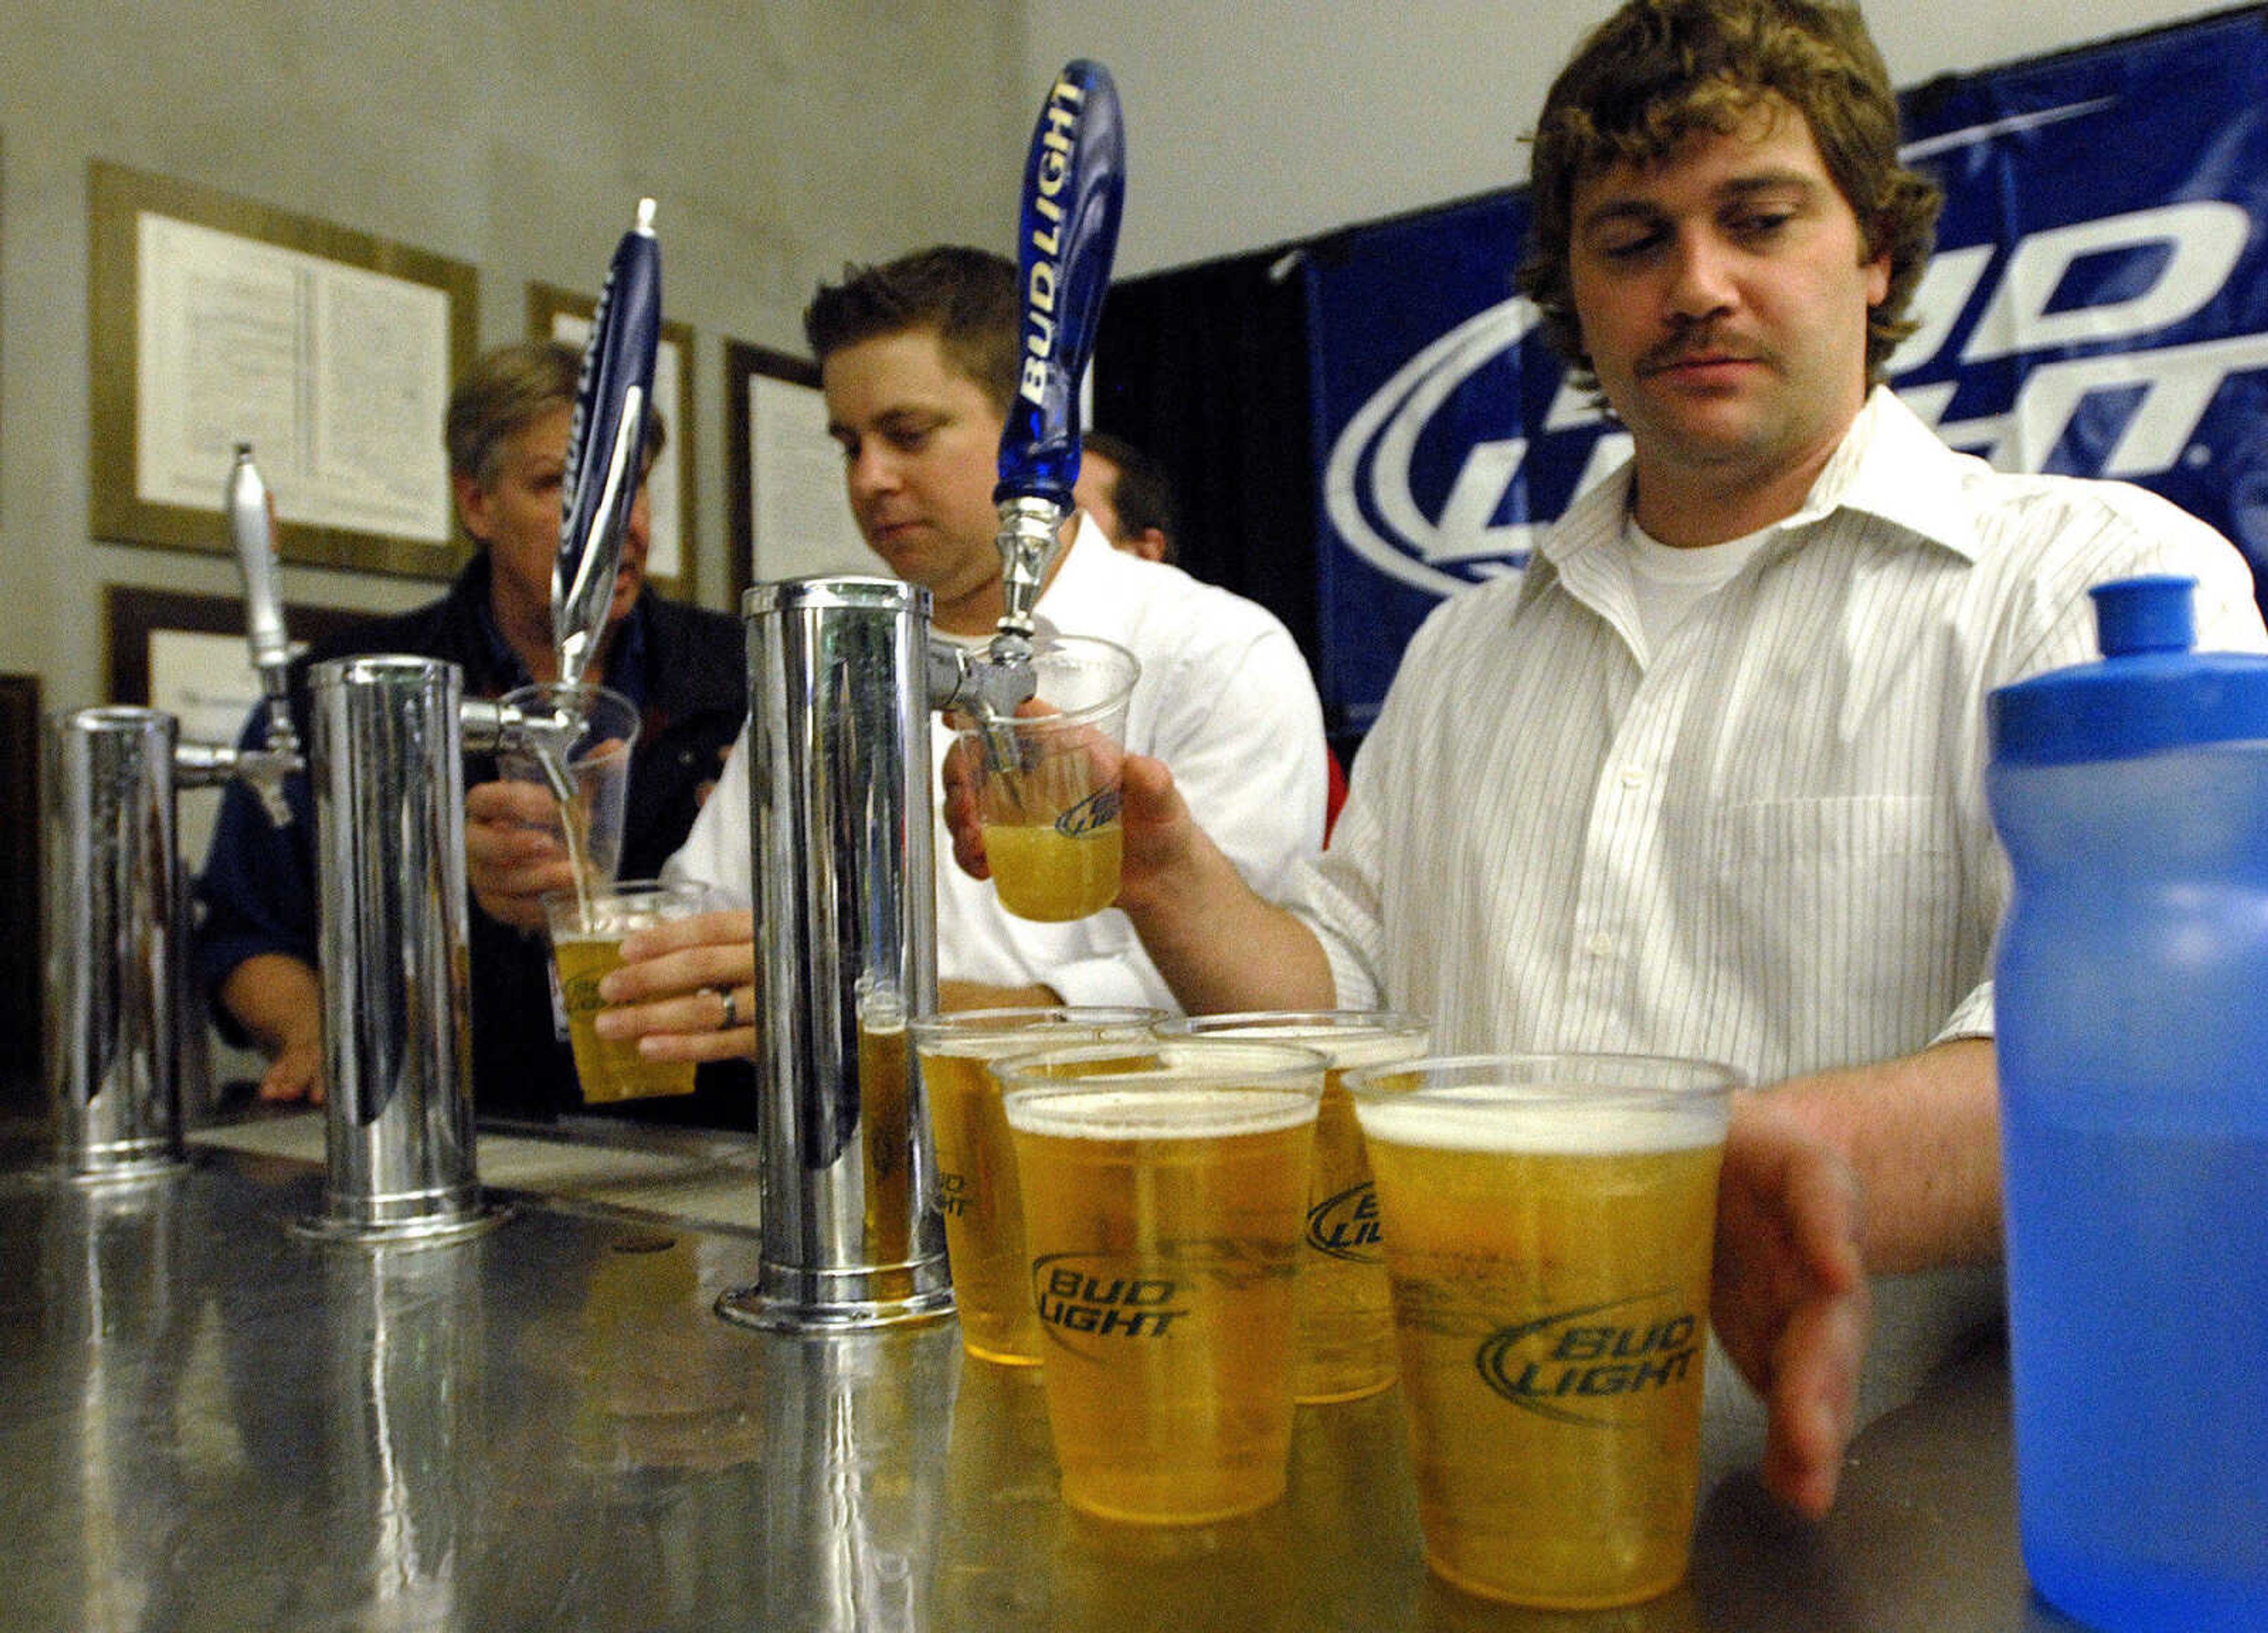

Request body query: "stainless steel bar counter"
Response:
[2, 1116, 2087, 1632]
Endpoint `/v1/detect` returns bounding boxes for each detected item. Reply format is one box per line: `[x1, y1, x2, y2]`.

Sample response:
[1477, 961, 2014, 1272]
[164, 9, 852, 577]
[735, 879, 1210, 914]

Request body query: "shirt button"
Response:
[1586, 931, 1614, 958]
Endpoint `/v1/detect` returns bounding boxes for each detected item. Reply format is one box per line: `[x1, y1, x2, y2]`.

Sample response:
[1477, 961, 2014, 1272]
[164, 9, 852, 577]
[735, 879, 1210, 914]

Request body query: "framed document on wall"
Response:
[105, 584, 367, 714]
[724, 337, 868, 607]
[88, 162, 479, 578]
[528, 282, 696, 601]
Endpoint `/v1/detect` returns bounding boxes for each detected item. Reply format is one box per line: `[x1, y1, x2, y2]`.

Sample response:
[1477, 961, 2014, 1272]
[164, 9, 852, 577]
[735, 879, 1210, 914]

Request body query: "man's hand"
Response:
[259, 1033, 326, 1105]
[465, 779, 579, 930]
[938, 735, 998, 885]
[593, 907, 759, 1063]
[955, 741, 1332, 1016]
[219, 953, 328, 1106]
[1711, 1092, 1872, 1520]
[1110, 754, 1201, 917]
[940, 740, 1194, 901]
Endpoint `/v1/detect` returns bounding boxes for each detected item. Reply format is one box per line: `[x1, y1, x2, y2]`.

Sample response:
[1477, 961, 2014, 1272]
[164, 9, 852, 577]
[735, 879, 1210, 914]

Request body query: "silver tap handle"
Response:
[226, 446, 294, 704]
[226, 444, 304, 780]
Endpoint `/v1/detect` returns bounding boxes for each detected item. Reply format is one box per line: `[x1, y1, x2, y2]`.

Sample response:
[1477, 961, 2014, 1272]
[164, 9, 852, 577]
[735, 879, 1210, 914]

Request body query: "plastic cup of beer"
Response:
[543, 879, 719, 1104]
[956, 634, 1140, 924]
[908, 1006, 1166, 1367]
[995, 1038, 1328, 1524]
[498, 680, 641, 893]
[1345, 1052, 1738, 1608]
[1156, 1011, 1430, 1403]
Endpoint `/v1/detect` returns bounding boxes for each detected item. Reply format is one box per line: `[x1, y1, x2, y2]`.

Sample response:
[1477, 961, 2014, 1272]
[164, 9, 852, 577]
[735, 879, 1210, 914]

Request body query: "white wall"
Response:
[0, 0, 1030, 715]
[1026, 0, 2240, 275]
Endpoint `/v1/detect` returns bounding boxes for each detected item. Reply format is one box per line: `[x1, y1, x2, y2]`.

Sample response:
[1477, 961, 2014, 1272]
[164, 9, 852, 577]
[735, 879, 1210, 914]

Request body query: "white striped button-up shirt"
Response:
[1298, 387, 2268, 1087]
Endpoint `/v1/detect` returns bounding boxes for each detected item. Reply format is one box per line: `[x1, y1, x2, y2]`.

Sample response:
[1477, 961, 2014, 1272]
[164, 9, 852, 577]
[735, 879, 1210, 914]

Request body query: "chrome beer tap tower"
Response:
[720, 60, 1124, 1332]
[45, 447, 304, 1182]
[718, 578, 1037, 1331]
[295, 198, 663, 1243]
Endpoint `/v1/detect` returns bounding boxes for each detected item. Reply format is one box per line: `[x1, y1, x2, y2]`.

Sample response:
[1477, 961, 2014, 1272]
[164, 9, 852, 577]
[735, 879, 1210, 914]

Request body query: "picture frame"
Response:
[723, 335, 868, 608]
[527, 282, 697, 601]
[87, 161, 479, 579]
[105, 585, 368, 736]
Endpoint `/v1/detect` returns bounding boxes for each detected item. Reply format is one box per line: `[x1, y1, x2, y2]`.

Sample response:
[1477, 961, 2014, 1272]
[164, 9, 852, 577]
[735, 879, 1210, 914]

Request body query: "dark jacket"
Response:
[195, 555, 752, 1126]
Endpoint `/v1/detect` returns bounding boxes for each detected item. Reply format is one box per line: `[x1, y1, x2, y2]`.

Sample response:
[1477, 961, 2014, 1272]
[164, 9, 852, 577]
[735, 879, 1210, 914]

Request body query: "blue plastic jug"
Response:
[1988, 576, 2268, 1632]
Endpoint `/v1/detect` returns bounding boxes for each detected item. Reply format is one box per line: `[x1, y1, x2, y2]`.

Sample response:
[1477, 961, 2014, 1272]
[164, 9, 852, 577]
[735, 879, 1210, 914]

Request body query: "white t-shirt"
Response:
[670, 514, 1328, 1012]
[1623, 511, 1771, 660]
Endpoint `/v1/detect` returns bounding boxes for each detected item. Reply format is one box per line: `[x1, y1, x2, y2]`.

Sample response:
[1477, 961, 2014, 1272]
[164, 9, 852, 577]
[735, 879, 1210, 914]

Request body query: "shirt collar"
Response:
[1792, 386, 1988, 562]
[1538, 385, 1987, 572]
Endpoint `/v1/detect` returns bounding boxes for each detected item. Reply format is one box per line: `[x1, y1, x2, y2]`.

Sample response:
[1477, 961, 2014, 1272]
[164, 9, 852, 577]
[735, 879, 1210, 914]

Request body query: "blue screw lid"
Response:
[1989, 577, 2268, 766]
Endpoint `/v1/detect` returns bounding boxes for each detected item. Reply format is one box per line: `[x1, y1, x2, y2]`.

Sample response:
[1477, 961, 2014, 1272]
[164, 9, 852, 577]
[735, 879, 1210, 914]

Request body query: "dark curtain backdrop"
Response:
[1091, 252, 1353, 741]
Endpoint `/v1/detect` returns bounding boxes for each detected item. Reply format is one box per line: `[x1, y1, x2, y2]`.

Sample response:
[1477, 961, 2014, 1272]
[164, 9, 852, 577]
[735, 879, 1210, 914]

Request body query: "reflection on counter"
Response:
[188, 1109, 765, 1231]
[1, 1133, 2093, 1632]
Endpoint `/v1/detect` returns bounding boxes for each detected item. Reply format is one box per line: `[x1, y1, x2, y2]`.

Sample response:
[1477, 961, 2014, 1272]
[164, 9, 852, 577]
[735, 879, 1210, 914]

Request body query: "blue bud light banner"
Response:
[1306, 7, 2268, 731]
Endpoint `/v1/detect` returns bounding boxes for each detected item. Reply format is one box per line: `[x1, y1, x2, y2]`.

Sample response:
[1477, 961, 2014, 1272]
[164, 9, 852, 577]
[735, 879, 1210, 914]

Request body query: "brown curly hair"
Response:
[1517, 0, 1941, 391]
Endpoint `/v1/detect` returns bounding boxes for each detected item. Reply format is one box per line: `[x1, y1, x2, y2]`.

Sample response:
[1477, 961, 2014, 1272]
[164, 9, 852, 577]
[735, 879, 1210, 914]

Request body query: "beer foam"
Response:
[550, 904, 673, 938]
[1002, 1087, 1317, 1141]
[1180, 1023, 1427, 1070]
[922, 1025, 1142, 1062]
[1353, 1088, 1726, 1155]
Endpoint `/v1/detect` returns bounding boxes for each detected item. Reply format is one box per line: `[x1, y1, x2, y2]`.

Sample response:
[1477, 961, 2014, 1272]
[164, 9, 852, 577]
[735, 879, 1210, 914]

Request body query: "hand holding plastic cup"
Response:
[909, 1006, 1166, 1367]
[1156, 1011, 1430, 1403]
[958, 635, 1139, 923]
[995, 1038, 1327, 1525]
[498, 680, 640, 898]
[543, 879, 721, 1104]
[1346, 1052, 1737, 1609]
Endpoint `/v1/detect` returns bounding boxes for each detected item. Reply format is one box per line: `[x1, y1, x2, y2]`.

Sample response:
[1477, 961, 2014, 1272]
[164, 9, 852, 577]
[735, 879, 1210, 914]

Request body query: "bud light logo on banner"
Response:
[1306, 8, 2268, 732]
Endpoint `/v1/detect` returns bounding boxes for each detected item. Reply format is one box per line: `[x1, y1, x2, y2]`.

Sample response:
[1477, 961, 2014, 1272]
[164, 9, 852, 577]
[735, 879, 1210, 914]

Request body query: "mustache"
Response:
[1636, 328, 1768, 376]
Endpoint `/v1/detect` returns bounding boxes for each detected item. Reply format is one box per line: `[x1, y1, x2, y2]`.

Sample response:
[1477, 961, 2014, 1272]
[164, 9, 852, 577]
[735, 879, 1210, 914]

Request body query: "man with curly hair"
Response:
[1002, 0, 2266, 1515]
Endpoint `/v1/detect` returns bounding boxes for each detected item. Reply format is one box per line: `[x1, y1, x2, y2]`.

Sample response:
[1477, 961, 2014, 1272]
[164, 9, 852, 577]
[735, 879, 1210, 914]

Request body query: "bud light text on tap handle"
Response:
[555, 198, 661, 697]
[992, 60, 1125, 652]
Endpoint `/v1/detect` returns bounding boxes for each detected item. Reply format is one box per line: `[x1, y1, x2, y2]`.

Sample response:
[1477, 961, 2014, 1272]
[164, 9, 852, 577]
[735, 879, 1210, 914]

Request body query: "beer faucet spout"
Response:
[175, 741, 305, 827]
[926, 640, 1040, 721]
[461, 697, 581, 806]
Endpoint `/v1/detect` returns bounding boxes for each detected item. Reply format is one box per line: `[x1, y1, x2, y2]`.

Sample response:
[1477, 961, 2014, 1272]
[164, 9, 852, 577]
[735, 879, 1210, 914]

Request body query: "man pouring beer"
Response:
[943, 0, 2268, 1517]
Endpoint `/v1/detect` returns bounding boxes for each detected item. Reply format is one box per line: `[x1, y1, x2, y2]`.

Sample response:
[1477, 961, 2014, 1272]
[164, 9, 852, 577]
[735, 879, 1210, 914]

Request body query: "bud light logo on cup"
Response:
[1032, 1254, 1191, 1347]
[1305, 1179, 1383, 1262]
[1477, 1293, 1703, 1428]
[1305, 9, 2268, 731]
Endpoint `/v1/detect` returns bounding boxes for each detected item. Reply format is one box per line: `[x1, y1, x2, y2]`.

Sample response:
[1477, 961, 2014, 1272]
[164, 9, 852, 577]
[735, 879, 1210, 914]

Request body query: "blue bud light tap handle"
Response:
[556, 198, 661, 692]
[992, 60, 1125, 648]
